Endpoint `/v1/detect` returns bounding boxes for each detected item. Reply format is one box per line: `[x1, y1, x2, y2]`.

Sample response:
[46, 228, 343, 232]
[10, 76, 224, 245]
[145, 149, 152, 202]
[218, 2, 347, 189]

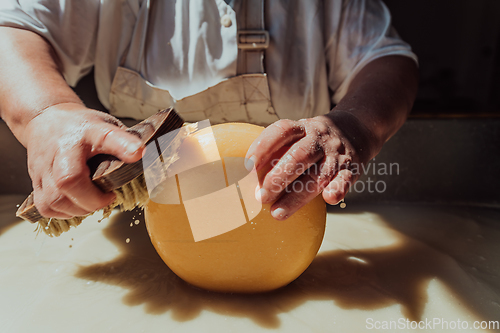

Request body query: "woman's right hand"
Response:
[24, 103, 144, 219]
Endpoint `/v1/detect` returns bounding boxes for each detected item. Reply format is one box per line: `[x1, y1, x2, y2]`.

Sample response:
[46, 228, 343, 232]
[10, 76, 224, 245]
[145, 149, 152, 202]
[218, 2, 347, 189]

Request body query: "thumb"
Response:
[90, 124, 144, 163]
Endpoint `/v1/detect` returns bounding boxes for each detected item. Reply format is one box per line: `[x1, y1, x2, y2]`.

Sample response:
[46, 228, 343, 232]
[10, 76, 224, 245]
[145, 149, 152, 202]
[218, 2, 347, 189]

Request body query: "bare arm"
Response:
[330, 55, 419, 161]
[0, 27, 83, 144]
[0, 27, 144, 218]
[246, 55, 419, 219]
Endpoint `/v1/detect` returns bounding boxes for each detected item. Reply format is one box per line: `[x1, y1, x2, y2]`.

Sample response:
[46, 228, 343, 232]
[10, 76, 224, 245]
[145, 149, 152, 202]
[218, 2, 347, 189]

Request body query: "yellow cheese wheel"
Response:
[145, 123, 326, 293]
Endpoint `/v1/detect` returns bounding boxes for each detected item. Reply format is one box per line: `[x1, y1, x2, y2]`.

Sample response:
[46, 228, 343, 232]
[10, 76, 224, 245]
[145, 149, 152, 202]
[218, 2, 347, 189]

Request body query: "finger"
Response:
[269, 165, 325, 220]
[101, 115, 126, 128]
[52, 149, 117, 213]
[48, 194, 92, 217]
[34, 201, 73, 219]
[245, 119, 305, 171]
[33, 182, 77, 219]
[88, 123, 144, 163]
[29, 159, 72, 219]
[322, 169, 355, 205]
[258, 136, 324, 204]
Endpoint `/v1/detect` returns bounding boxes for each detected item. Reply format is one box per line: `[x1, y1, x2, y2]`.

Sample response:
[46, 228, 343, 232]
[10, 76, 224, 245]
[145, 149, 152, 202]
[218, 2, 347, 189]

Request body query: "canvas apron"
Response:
[108, 0, 279, 126]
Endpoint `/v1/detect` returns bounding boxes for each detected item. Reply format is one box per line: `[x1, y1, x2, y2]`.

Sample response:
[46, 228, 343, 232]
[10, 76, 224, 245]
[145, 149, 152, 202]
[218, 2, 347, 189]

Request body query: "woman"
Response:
[0, 0, 418, 220]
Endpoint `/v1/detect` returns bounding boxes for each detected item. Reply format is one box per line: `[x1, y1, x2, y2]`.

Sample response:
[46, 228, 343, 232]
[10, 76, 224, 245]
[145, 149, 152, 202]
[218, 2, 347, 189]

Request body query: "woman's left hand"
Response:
[245, 56, 419, 220]
[245, 115, 367, 220]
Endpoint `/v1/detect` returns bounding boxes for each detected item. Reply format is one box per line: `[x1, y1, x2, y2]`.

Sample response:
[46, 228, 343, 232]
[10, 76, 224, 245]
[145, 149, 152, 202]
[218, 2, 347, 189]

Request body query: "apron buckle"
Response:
[237, 30, 269, 50]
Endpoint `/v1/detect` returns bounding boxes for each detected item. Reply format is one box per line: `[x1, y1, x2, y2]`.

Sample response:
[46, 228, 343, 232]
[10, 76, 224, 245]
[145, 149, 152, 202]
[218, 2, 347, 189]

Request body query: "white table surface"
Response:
[1, 195, 499, 333]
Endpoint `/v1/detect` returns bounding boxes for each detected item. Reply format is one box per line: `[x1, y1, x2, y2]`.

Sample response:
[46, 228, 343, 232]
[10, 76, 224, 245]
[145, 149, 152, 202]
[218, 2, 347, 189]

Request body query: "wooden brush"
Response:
[16, 108, 184, 237]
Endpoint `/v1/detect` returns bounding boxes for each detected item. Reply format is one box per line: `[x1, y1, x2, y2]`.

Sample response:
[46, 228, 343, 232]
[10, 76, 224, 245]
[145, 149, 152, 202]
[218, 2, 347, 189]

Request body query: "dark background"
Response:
[385, 0, 500, 117]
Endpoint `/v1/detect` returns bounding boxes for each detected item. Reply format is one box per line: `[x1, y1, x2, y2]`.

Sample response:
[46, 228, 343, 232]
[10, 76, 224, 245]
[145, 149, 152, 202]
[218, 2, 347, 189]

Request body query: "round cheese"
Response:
[145, 123, 326, 293]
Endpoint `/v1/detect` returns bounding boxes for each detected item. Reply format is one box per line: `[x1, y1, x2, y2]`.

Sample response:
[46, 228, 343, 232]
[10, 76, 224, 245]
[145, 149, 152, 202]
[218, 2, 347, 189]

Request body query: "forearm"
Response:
[0, 27, 83, 146]
[328, 55, 419, 161]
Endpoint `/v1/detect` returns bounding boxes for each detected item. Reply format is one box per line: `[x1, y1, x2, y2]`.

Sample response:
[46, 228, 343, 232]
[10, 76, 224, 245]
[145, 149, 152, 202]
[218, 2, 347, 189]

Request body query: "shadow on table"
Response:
[0, 195, 26, 237]
[75, 206, 500, 329]
[0, 217, 22, 237]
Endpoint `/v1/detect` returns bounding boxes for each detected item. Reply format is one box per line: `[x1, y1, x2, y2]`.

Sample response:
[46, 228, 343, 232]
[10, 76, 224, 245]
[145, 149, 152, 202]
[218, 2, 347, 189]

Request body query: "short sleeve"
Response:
[325, 0, 418, 104]
[0, 0, 100, 86]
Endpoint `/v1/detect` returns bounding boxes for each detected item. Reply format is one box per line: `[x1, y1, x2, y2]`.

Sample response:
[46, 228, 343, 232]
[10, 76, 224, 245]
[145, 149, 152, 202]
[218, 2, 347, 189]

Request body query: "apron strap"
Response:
[236, 0, 269, 74]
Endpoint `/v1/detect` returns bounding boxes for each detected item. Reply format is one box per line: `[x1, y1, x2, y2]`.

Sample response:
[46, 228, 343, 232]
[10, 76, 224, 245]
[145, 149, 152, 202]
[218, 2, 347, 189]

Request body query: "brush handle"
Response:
[16, 108, 184, 223]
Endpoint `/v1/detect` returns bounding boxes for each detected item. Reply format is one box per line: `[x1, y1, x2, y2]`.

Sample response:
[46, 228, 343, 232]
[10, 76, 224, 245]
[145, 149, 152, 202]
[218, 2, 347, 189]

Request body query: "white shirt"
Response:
[0, 0, 417, 121]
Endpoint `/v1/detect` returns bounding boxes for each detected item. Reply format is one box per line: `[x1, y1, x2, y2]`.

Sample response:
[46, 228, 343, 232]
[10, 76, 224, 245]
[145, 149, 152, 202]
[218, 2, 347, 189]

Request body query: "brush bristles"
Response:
[36, 174, 150, 237]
